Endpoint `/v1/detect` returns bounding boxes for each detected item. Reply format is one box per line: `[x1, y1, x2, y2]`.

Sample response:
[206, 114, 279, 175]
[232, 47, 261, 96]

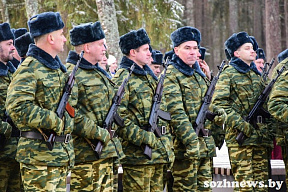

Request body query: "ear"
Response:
[47, 34, 54, 45]
[234, 50, 240, 57]
[84, 43, 89, 53]
[174, 47, 179, 56]
[129, 49, 136, 57]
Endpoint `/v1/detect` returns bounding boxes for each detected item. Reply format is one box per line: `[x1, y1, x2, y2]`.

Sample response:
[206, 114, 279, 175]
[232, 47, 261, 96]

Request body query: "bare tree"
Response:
[25, 0, 39, 19]
[265, 0, 281, 65]
[0, 0, 10, 23]
[95, 0, 122, 64]
[229, 0, 238, 34]
[182, 0, 195, 26]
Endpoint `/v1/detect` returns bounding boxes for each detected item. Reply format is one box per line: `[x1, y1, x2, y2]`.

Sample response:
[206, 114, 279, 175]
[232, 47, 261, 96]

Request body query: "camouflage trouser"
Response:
[20, 162, 68, 192]
[0, 159, 23, 191]
[228, 146, 269, 192]
[122, 163, 165, 192]
[172, 158, 198, 191]
[70, 158, 114, 192]
[197, 157, 213, 191]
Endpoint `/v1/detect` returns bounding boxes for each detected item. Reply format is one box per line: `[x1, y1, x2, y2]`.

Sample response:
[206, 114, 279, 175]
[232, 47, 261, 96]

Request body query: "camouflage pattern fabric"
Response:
[172, 158, 198, 191]
[70, 158, 113, 192]
[122, 164, 164, 192]
[163, 56, 221, 190]
[112, 56, 174, 166]
[270, 57, 288, 80]
[228, 146, 269, 192]
[0, 159, 22, 191]
[268, 69, 288, 186]
[197, 157, 213, 191]
[20, 162, 68, 192]
[0, 61, 22, 191]
[66, 51, 124, 191]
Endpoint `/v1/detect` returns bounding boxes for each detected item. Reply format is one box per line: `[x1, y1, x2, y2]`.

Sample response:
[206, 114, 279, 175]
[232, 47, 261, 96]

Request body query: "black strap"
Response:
[21, 131, 71, 143]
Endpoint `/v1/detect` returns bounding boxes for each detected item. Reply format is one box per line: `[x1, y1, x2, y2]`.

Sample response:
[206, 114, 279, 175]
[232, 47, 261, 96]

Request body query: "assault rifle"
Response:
[144, 59, 171, 160]
[46, 51, 84, 150]
[236, 66, 285, 145]
[262, 58, 275, 82]
[94, 64, 135, 159]
[194, 60, 226, 137]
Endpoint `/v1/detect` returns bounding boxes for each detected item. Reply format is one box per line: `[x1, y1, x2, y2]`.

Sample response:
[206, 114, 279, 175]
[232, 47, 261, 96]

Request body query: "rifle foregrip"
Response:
[236, 132, 246, 146]
[144, 145, 152, 160]
[94, 141, 103, 159]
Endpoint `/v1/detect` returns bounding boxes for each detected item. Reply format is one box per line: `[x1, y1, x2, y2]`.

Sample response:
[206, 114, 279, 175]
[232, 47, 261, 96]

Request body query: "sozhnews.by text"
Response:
[204, 179, 284, 190]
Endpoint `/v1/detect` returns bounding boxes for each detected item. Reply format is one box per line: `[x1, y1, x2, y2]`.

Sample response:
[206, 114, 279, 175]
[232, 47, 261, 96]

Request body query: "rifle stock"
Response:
[94, 64, 135, 159]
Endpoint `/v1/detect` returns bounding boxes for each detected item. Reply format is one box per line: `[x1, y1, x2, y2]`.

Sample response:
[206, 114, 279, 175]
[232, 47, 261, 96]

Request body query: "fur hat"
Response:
[277, 49, 288, 63]
[13, 28, 28, 39]
[225, 48, 232, 60]
[28, 12, 64, 38]
[250, 36, 258, 51]
[151, 50, 163, 65]
[0, 23, 14, 42]
[224, 31, 253, 57]
[170, 26, 201, 47]
[70, 21, 105, 46]
[119, 28, 150, 55]
[256, 48, 265, 60]
[199, 46, 206, 60]
[15, 32, 34, 57]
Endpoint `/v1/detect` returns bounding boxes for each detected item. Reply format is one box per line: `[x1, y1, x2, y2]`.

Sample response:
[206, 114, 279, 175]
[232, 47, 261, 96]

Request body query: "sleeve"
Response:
[6, 66, 64, 135]
[163, 74, 198, 146]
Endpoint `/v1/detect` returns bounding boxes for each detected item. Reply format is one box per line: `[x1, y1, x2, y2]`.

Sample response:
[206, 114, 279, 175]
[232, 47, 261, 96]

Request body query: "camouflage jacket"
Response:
[163, 55, 217, 159]
[271, 57, 288, 80]
[268, 69, 288, 146]
[212, 57, 273, 147]
[66, 51, 124, 164]
[6, 44, 75, 167]
[0, 61, 18, 160]
[112, 56, 174, 165]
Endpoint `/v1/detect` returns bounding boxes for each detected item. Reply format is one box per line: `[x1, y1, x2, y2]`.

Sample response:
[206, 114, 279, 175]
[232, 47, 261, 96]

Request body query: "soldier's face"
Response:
[174, 41, 198, 67]
[134, 44, 151, 67]
[88, 39, 106, 63]
[51, 29, 67, 53]
[255, 58, 265, 73]
[234, 43, 255, 64]
[148, 64, 161, 76]
[0, 39, 15, 64]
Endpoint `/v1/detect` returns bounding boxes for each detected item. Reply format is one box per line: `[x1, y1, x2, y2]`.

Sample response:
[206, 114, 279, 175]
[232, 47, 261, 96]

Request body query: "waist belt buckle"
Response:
[203, 129, 209, 137]
[161, 126, 166, 135]
[64, 134, 71, 143]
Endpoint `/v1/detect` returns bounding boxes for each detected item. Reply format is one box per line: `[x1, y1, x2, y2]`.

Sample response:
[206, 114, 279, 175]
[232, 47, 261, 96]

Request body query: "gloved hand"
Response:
[184, 139, 200, 158]
[96, 128, 111, 145]
[213, 108, 227, 126]
[143, 131, 159, 149]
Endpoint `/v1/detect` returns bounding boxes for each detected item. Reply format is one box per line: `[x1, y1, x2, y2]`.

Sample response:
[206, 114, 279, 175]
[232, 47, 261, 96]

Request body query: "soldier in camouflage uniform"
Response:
[212, 32, 273, 192]
[269, 48, 288, 186]
[6, 12, 75, 192]
[66, 21, 124, 192]
[163, 26, 226, 191]
[0, 22, 22, 192]
[112, 28, 174, 192]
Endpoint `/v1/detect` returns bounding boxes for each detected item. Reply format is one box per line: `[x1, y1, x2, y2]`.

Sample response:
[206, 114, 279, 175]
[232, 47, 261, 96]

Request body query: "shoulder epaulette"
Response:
[166, 64, 174, 74]
[113, 68, 126, 78]
[20, 56, 35, 67]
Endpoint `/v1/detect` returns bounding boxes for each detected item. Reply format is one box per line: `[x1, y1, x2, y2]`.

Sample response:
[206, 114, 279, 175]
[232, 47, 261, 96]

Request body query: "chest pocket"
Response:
[130, 88, 153, 121]
[39, 80, 61, 109]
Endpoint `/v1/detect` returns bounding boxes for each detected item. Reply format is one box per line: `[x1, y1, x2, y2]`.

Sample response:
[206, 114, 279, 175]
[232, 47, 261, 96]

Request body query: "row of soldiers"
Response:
[0, 10, 288, 192]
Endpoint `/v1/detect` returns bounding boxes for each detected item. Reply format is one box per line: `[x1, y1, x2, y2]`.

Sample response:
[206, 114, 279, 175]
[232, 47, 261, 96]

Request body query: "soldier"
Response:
[212, 32, 272, 191]
[254, 48, 265, 73]
[148, 49, 163, 77]
[271, 49, 288, 79]
[14, 32, 34, 63]
[10, 28, 27, 68]
[66, 21, 124, 192]
[197, 46, 211, 80]
[112, 28, 174, 192]
[6, 12, 75, 192]
[0, 22, 22, 192]
[163, 26, 226, 191]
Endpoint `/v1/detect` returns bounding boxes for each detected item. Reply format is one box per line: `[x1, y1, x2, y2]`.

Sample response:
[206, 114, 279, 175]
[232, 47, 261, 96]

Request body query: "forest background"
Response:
[1, 0, 287, 73]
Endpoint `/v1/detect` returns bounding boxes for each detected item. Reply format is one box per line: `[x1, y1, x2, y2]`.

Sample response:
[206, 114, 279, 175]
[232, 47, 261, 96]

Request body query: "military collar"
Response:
[0, 61, 8, 76]
[27, 44, 67, 72]
[172, 55, 206, 77]
[119, 56, 158, 80]
[230, 57, 261, 75]
[66, 50, 111, 79]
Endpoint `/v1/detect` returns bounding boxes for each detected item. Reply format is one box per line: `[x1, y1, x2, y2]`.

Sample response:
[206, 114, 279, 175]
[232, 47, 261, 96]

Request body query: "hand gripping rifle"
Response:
[45, 51, 84, 150]
[262, 58, 275, 82]
[194, 60, 226, 137]
[94, 64, 135, 159]
[144, 59, 171, 160]
[236, 66, 285, 145]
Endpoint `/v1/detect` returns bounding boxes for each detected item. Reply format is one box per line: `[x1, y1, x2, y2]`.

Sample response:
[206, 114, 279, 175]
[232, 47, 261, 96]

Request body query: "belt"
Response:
[11, 127, 21, 137]
[140, 125, 169, 137]
[21, 131, 71, 143]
